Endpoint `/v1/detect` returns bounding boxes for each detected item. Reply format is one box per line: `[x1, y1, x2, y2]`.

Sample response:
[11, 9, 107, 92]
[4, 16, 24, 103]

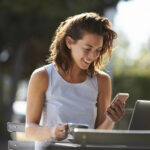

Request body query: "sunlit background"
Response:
[0, 0, 150, 149]
[112, 0, 150, 107]
[115, 0, 150, 59]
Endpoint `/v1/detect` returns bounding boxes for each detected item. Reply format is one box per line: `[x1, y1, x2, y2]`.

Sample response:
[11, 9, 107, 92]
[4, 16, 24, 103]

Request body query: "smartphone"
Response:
[112, 93, 129, 104]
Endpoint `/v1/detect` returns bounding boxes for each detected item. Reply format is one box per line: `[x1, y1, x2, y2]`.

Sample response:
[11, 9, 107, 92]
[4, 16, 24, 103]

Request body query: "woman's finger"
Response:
[110, 103, 121, 118]
[112, 103, 122, 118]
[114, 100, 126, 119]
[115, 100, 125, 113]
[54, 124, 68, 140]
[112, 100, 126, 115]
[106, 110, 118, 122]
[107, 102, 125, 122]
[106, 107, 119, 122]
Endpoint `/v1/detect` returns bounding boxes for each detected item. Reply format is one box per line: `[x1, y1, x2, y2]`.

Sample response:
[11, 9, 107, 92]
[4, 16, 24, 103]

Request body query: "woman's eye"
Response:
[85, 48, 91, 51]
[83, 48, 91, 53]
[96, 50, 100, 53]
[85, 48, 91, 53]
[95, 50, 101, 54]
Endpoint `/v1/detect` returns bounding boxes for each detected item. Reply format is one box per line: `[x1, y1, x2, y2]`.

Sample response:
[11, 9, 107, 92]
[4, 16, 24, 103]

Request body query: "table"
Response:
[44, 129, 150, 150]
[45, 142, 150, 150]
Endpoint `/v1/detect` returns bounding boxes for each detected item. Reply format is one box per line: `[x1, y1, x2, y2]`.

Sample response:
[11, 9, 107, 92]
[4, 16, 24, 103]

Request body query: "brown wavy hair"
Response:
[47, 12, 117, 76]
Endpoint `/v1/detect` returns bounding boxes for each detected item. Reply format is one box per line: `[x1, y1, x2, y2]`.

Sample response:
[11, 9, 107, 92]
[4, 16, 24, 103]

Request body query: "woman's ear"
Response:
[65, 36, 74, 50]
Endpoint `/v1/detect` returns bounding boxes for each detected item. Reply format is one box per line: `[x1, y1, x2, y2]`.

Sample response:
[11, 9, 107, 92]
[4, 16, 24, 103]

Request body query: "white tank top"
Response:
[35, 63, 98, 149]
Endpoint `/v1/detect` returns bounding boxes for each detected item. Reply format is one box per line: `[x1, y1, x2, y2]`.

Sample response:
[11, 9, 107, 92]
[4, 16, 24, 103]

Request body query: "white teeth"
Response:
[83, 59, 91, 64]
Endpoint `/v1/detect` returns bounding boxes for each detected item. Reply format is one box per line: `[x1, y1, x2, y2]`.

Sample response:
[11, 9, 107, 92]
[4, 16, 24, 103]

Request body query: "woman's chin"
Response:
[80, 64, 90, 70]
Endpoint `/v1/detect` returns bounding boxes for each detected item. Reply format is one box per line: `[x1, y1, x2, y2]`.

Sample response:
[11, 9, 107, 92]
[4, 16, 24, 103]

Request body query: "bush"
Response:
[112, 75, 150, 108]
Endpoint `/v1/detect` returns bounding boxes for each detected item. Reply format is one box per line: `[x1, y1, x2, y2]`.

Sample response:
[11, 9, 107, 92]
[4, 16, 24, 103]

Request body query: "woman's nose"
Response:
[88, 51, 97, 60]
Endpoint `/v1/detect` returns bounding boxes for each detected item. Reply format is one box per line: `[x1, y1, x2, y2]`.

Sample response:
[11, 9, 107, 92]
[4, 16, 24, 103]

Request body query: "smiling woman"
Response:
[25, 12, 126, 150]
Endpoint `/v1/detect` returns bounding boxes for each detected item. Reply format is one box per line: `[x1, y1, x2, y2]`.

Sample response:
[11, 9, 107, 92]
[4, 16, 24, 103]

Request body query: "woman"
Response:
[25, 12, 125, 147]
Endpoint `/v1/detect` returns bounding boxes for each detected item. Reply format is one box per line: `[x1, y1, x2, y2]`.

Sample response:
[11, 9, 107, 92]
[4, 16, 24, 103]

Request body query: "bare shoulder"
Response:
[96, 70, 111, 84]
[29, 66, 49, 91]
[32, 66, 48, 78]
[96, 70, 111, 92]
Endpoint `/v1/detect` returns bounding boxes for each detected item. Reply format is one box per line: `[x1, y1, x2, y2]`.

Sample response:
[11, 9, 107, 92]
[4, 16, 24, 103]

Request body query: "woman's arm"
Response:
[95, 71, 114, 129]
[25, 67, 67, 141]
[25, 67, 53, 141]
[95, 71, 126, 130]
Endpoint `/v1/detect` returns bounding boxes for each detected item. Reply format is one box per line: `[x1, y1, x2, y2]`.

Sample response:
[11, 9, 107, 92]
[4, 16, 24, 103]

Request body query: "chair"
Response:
[7, 122, 34, 150]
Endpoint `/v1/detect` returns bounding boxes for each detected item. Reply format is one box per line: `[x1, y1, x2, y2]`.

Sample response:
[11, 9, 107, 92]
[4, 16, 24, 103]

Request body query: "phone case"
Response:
[112, 93, 129, 104]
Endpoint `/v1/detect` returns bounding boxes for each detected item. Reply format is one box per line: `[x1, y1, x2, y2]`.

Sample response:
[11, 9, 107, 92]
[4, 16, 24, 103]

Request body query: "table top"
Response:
[45, 142, 150, 150]
[43, 129, 150, 150]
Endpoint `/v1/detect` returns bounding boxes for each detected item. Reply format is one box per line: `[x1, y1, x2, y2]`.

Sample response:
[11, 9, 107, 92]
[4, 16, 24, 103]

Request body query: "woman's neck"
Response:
[57, 64, 87, 83]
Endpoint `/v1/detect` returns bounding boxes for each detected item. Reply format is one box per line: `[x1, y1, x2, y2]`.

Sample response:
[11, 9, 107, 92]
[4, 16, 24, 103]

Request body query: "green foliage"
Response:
[112, 30, 150, 109]
[113, 74, 150, 108]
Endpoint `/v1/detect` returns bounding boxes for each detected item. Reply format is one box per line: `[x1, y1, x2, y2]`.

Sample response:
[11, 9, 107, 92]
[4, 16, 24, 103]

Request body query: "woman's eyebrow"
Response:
[85, 44, 102, 49]
[85, 44, 93, 48]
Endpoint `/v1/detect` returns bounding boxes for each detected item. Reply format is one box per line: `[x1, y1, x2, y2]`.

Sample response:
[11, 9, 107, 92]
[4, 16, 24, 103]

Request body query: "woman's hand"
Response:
[52, 124, 68, 141]
[106, 100, 126, 123]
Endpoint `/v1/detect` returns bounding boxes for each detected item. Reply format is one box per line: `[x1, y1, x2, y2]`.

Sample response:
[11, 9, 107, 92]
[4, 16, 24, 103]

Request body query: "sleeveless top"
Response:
[35, 63, 98, 149]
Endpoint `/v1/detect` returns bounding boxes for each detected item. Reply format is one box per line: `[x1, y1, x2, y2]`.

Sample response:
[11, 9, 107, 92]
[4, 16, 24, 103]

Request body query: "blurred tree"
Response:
[113, 34, 150, 76]
[112, 31, 131, 75]
[129, 41, 150, 75]
[112, 33, 150, 108]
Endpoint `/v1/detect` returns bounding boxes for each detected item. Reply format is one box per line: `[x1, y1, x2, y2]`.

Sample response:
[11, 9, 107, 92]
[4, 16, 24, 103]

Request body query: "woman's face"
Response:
[67, 33, 103, 70]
